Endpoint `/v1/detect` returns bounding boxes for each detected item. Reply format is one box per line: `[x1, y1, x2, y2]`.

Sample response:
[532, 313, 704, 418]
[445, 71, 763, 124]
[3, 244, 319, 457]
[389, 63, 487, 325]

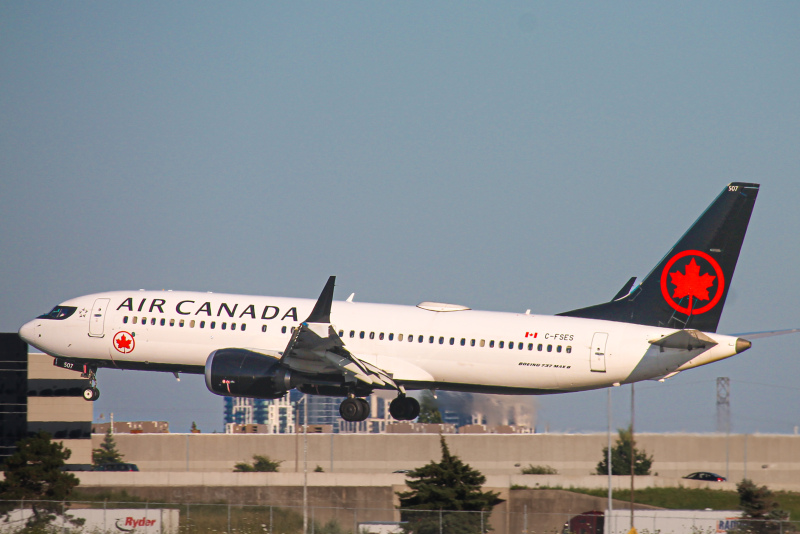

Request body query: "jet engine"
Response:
[205, 348, 293, 399]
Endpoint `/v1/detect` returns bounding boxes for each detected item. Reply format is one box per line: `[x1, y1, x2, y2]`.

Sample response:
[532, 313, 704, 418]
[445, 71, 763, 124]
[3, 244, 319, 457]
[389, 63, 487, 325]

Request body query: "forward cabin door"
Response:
[88, 298, 110, 337]
[590, 332, 608, 372]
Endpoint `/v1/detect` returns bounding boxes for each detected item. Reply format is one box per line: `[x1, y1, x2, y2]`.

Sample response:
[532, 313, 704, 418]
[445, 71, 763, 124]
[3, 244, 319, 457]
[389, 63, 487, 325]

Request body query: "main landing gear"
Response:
[81, 366, 100, 402]
[339, 396, 370, 422]
[389, 395, 420, 421]
[338, 394, 420, 422]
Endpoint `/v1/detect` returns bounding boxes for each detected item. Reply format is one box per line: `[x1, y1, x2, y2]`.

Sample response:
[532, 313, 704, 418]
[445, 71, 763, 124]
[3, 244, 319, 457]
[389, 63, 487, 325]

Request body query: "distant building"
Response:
[92, 421, 169, 434]
[0, 335, 92, 465]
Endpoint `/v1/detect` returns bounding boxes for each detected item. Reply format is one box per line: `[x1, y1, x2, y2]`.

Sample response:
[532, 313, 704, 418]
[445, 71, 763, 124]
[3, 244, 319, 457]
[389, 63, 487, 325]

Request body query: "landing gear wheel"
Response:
[82, 386, 100, 402]
[356, 398, 370, 421]
[389, 396, 420, 421]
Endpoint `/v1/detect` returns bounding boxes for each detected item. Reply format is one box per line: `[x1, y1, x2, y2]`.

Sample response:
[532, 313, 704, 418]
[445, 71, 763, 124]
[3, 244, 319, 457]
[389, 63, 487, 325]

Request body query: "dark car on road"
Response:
[683, 471, 726, 482]
[94, 463, 139, 472]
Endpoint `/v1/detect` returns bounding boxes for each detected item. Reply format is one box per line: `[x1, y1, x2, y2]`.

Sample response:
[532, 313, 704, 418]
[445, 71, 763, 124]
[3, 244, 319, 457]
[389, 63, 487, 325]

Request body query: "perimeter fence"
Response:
[1, 499, 798, 534]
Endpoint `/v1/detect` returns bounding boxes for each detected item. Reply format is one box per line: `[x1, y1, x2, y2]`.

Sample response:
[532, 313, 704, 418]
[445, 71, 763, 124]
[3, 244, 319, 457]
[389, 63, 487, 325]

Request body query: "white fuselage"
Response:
[19, 290, 743, 395]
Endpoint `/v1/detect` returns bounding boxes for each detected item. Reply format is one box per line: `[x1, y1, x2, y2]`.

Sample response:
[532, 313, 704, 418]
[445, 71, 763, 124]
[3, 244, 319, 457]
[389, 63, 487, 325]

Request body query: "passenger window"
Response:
[379, 332, 384, 340]
[499, 341, 504, 349]
[170, 319, 175, 327]
[231, 323, 236, 330]
[557, 345, 562, 353]
[241, 324, 246, 331]
[369, 332, 375, 340]
[133, 317, 138, 325]
[429, 336, 434, 344]
[450, 337, 455, 345]
[180, 320, 185, 327]
[489, 340, 495, 348]
[470, 339, 475, 347]
[123, 316, 128, 324]
[538, 344, 543, 351]
[211, 321, 216, 329]
[480, 339, 485, 347]
[460, 338, 465, 346]
[439, 337, 444, 344]
[566, 346, 572, 354]
[518, 342, 523, 350]
[547, 344, 552, 352]
[282, 326, 287, 334]
[398, 334, 403, 341]
[161, 318, 166, 326]
[350, 330, 355, 338]
[528, 343, 533, 350]
[360, 331, 365, 339]
[262, 325, 267, 333]
[291, 327, 296, 333]
[389, 333, 394, 341]
[338, 330, 344, 337]
[142, 317, 147, 325]
[201, 321, 206, 328]
[418, 335, 423, 343]
[222, 323, 227, 330]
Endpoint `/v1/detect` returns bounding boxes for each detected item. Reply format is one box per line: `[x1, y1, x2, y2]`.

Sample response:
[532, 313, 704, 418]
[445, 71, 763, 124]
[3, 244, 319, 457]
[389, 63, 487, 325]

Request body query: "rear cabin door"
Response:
[88, 298, 110, 337]
[590, 332, 608, 372]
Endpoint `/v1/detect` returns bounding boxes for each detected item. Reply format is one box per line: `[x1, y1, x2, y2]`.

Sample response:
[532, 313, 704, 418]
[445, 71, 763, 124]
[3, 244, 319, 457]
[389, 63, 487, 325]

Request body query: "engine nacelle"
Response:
[205, 348, 292, 399]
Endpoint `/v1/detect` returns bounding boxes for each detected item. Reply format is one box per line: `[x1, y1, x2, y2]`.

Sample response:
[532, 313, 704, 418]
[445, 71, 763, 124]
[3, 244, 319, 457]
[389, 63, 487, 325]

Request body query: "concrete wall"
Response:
[92, 432, 800, 489]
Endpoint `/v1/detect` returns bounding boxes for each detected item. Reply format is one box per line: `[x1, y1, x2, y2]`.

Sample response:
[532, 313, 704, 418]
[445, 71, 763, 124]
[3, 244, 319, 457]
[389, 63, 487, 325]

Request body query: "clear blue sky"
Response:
[2, 2, 799, 434]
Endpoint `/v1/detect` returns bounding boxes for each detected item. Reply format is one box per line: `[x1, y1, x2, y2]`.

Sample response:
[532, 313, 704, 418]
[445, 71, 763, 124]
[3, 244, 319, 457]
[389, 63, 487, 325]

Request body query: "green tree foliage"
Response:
[397, 436, 502, 534]
[92, 428, 124, 466]
[233, 455, 282, 472]
[417, 391, 443, 424]
[0, 431, 82, 532]
[736, 479, 790, 533]
[520, 464, 558, 475]
[595, 426, 653, 476]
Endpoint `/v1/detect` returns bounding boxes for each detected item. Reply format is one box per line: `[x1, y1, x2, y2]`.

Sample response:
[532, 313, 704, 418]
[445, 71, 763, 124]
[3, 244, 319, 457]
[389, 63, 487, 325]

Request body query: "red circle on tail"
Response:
[660, 250, 725, 315]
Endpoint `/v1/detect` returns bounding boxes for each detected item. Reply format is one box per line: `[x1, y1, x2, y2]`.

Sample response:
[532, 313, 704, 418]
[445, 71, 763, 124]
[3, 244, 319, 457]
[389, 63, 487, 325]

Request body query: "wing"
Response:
[279, 276, 398, 389]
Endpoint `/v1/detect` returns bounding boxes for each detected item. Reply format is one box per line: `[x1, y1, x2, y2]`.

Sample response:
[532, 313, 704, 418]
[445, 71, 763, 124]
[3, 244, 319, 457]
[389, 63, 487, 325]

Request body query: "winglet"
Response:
[305, 276, 336, 323]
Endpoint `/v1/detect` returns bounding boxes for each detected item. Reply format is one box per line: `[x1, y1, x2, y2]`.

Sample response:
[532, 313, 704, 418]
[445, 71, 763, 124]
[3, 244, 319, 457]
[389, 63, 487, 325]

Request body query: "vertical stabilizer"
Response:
[558, 183, 759, 332]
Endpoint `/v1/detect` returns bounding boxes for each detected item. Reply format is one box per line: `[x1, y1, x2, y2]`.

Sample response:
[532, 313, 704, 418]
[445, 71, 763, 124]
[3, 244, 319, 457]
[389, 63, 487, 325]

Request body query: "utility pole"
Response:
[717, 377, 731, 480]
[630, 383, 635, 531]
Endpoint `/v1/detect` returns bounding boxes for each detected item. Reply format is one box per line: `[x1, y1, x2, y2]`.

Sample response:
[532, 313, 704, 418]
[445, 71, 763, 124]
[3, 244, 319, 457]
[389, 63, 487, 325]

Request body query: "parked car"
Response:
[683, 471, 726, 482]
[94, 463, 139, 472]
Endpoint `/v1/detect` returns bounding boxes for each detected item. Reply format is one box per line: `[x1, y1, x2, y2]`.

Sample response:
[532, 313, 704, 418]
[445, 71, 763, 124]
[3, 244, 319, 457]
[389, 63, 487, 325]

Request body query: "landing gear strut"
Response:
[339, 397, 370, 422]
[389, 395, 420, 421]
[81, 366, 100, 402]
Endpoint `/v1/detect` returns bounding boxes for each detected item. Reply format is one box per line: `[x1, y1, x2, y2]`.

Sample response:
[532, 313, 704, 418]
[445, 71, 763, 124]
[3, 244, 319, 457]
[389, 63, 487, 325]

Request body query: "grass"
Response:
[557, 487, 800, 518]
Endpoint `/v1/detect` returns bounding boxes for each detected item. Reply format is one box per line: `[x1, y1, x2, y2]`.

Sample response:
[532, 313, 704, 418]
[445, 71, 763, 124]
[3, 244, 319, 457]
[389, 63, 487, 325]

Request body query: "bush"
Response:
[521, 464, 558, 475]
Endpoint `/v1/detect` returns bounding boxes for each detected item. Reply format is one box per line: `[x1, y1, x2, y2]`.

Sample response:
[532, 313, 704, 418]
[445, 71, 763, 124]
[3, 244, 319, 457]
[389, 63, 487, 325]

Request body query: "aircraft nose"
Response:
[18, 320, 37, 344]
[735, 338, 752, 354]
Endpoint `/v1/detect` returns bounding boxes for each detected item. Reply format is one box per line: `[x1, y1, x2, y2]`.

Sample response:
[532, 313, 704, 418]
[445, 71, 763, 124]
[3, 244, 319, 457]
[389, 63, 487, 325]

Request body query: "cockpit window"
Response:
[37, 306, 77, 320]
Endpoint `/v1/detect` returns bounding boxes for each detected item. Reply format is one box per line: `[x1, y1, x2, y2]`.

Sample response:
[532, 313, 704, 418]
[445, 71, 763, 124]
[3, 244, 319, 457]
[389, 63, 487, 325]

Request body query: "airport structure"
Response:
[0, 333, 92, 464]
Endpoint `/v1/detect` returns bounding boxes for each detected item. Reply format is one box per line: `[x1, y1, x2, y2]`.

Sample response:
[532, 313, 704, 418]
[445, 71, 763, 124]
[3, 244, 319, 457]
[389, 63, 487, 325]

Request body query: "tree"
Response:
[397, 436, 502, 534]
[233, 455, 282, 472]
[416, 391, 443, 424]
[595, 426, 653, 476]
[0, 431, 82, 532]
[736, 479, 789, 534]
[92, 428, 124, 466]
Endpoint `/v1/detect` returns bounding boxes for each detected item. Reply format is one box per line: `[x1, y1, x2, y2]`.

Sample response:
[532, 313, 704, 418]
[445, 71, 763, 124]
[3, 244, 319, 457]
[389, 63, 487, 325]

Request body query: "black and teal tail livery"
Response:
[559, 183, 759, 333]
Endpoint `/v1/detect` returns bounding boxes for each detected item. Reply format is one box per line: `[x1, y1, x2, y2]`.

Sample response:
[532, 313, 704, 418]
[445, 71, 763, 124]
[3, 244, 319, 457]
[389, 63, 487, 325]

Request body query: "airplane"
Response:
[18, 182, 789, 422]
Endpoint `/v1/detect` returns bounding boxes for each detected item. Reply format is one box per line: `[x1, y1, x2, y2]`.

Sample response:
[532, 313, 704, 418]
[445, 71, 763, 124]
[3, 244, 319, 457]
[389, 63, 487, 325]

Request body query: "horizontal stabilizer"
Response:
[732, 328, 800, 340]
[649, 329, 717, 351]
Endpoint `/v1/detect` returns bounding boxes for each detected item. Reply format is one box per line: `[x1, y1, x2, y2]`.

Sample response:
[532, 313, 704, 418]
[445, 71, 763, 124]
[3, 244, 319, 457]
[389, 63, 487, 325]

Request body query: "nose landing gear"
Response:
[389, 395, 420, 421]
[81, 366, 100, 402]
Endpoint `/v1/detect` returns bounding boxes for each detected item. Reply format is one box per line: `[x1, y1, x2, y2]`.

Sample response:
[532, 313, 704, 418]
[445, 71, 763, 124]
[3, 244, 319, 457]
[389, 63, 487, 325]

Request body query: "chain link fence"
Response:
[1, 499, 798, 534]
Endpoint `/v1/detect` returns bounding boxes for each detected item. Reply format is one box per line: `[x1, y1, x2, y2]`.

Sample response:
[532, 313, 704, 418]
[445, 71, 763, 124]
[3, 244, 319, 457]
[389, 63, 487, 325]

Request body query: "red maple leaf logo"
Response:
[116, 335, 131, 350]
[669, 258, 716, 302]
